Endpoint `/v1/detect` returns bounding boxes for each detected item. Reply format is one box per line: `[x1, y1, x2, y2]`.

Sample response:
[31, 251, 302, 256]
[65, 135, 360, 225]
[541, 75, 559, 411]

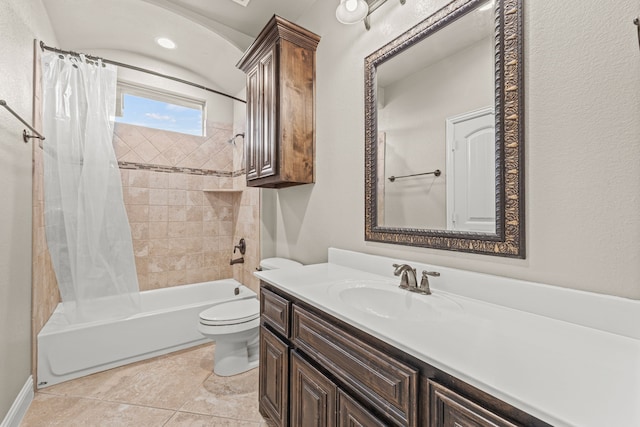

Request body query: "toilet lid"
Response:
[260, 257, 302, 270]
[200, 298, 259, 326]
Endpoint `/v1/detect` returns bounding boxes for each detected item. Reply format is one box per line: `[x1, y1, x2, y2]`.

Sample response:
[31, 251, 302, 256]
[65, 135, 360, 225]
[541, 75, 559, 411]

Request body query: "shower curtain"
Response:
[41, 52, 140, 323]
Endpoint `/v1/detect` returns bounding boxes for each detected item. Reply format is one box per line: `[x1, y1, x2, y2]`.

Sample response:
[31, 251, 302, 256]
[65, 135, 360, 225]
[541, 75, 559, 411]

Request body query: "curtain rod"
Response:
[39, 41, 246, 104]
[0, 99, 45, 143]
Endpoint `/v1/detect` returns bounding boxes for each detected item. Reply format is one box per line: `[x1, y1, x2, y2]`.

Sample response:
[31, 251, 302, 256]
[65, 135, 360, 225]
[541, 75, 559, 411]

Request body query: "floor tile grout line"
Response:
[161, 410, 179, 426]
[36, 349, 216, 412]
[172, 408, 264, 423]
[24, 344, 267, 425]
[174, 370, 216, 414]
[34, 390, 184, 414]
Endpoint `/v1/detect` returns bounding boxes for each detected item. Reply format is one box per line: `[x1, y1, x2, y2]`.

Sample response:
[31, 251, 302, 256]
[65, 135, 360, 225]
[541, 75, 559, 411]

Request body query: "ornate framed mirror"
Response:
[364, 0, 524, 257]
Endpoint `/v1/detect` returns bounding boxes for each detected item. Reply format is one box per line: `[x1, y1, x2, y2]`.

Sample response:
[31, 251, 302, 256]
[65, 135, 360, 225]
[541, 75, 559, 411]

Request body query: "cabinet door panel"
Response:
[338, 390, 387, 427]
[260, 326, 289, 427]
[259, 46, 278, 178]
[261, 287, 291, 338]
[429, 380, 519, 427]
[292, 306, 418, 426]
[291, 351, 337, 427]
[246, 66, 259, 180]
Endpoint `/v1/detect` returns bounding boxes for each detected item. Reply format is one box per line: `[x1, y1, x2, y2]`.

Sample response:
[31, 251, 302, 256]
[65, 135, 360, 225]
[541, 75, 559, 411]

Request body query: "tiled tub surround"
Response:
[31, 118, 260, 386]
[114, 121, 235, 171]
[121, 167, 236, 291]
[115, 121, 260, 293]
[255, 248, 640, 427]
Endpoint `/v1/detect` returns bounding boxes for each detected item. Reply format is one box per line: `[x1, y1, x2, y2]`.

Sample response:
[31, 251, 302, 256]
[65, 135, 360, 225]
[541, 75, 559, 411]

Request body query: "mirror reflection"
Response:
[376, 0, 496, 233]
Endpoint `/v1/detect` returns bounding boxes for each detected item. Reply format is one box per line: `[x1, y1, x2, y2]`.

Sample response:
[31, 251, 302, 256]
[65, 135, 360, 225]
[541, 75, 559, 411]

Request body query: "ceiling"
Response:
[42, 0, 319, 97]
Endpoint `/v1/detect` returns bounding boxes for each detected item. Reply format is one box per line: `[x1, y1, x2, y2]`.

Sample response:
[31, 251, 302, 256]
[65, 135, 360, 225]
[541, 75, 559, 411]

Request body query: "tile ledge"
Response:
[202, 189, 243, 192]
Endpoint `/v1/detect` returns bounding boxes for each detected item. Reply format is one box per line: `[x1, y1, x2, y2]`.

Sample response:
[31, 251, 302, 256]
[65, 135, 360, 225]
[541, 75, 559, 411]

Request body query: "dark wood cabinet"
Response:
[290, 351, 337, 427]
[259, 282, 550, 427]
[292, 305, 418, 426]
[260, 326, 289, 427]
[260, 288, 291, 337]
[337, 390, 388, 427]
[428, 380, 519, 427]
[237, 15, 320, 188]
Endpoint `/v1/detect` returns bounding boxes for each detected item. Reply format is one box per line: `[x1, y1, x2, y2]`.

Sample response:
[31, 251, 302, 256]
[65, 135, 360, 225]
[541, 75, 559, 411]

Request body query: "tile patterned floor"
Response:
[21, 343, 268, 426]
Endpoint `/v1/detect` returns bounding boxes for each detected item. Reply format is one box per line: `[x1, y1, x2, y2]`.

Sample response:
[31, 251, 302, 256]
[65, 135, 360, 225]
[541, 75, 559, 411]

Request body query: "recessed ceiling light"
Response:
[231, 0, 251, 7]
[156, 37, 176, 49]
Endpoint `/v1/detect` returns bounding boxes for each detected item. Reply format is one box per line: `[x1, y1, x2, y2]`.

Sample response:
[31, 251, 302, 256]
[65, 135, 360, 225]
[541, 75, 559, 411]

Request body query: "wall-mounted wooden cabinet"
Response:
[237, 16, 320, 188]
[259, 283, 552, 427]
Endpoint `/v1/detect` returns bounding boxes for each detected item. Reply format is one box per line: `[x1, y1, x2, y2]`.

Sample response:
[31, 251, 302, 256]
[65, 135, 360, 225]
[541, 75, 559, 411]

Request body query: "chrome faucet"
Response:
[417, 270, 440, 295]
[393, 263, 439, 295]
[393, 263, 417, 290]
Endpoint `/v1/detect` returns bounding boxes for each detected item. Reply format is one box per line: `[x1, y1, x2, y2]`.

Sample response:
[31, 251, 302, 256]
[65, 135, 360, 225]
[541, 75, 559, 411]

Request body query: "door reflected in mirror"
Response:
[376, 0, 495, 232]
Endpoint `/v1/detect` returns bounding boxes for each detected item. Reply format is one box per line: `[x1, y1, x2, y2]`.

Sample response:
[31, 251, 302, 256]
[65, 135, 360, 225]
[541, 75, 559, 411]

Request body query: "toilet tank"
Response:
[259, 257, 302, 271]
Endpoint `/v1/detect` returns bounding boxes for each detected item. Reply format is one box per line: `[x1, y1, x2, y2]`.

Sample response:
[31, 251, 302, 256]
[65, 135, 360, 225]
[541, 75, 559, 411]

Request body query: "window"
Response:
[115, 82, 205, 136]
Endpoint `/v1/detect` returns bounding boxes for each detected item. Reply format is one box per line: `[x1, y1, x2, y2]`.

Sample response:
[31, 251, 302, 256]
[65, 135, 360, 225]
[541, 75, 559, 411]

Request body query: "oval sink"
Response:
[327, 279, 462, 321]
[338, 286, 416, 319]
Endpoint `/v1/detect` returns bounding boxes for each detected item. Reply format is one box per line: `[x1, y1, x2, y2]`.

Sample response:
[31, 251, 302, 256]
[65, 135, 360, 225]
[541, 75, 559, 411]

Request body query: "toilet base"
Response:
[213, 335, 259, 376]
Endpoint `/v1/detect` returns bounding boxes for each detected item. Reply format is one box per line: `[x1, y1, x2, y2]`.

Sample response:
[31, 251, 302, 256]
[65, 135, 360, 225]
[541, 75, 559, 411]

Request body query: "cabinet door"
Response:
[338, 390, 387, 427]
[290, 351, 337, 427]
[260, 326, 289, 427]
[258, 45, 278, 179]
[246, 66, 259, 180]
[429, 380, 519, 427]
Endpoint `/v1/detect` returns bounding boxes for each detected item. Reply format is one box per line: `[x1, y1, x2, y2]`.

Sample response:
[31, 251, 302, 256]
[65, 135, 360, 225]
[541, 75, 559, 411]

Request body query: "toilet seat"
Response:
[199, 298, 259, 326]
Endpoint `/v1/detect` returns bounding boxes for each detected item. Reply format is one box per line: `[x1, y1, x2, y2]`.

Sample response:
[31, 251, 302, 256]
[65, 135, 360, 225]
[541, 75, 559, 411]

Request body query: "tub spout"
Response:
[230, 257, 244, 265]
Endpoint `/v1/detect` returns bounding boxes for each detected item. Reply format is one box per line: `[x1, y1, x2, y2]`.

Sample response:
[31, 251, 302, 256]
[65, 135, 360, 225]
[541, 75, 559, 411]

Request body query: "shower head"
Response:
[228, 133, 245, 145]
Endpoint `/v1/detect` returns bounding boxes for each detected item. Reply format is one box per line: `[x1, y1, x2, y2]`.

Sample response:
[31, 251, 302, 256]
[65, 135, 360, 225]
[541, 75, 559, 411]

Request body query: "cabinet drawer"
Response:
[292, 306, 418, 426]
[261, 288, 291, 337]
[428, 380, 520, 427]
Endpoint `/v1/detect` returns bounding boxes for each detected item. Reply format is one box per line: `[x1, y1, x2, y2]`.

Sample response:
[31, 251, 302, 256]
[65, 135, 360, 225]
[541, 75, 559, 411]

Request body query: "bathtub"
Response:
[37, 279, 256, 388]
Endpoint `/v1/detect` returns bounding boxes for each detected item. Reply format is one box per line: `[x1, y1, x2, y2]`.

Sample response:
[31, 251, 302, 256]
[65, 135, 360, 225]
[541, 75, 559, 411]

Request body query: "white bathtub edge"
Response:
[37, 280, 255, 389]
[1, 375, 34, 427]
[37, 338, 210, 389]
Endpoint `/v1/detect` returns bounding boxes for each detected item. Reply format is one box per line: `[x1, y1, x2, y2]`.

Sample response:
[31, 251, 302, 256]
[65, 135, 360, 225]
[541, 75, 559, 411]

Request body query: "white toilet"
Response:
[198, 257, 302, 376]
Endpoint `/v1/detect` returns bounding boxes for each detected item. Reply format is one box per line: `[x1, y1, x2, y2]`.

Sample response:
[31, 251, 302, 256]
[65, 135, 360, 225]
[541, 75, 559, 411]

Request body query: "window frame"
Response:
[115, 81, 207, 137]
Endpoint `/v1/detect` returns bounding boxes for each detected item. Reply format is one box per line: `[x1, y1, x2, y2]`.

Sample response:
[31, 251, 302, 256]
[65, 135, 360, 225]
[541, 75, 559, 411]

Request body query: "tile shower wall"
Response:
[114, 122, 260, 292]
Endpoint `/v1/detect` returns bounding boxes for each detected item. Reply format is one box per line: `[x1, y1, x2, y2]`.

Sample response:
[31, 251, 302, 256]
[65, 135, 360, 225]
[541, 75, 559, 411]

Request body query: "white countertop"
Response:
[255, 249, 640, 427]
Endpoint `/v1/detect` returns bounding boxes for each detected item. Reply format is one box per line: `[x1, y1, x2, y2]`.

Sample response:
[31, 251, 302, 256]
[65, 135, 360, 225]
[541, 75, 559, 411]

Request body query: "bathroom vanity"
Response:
[255, 249, 640, 427]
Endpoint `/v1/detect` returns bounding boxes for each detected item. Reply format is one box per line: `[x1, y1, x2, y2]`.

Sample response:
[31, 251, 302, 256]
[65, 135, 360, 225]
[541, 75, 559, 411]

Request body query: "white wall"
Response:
[266, 0, 640, 299]
[0, 0, 57, 420]
[381, 37, 493, 228]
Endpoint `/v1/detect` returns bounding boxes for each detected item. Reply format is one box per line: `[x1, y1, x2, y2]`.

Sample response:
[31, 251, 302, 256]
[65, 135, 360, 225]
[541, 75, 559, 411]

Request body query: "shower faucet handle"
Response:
[234, 238, 246, 255]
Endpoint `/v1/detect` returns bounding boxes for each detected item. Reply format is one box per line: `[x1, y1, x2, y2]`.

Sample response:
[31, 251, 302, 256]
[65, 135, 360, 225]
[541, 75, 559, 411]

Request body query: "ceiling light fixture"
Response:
[155, 37, 176, 49]
[336, 0, 369, 25]
[336, 0, 406, 30]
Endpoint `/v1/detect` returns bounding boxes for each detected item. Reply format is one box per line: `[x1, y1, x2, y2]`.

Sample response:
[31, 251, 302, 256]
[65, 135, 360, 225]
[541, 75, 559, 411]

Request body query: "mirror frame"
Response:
[364, 0, 525, 258]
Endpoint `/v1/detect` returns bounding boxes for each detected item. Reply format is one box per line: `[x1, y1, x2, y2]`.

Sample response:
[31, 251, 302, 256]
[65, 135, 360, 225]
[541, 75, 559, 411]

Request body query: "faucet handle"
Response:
[418, 270, 440, 295]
